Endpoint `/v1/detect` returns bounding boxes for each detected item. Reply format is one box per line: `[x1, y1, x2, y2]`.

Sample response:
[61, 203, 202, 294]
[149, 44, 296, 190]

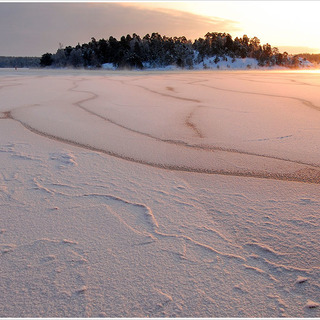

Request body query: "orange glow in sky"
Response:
[122, 1, 320, 54]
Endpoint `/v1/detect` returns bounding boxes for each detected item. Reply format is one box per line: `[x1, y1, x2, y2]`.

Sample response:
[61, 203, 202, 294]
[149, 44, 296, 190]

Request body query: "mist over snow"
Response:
[0, 68, 319, 317]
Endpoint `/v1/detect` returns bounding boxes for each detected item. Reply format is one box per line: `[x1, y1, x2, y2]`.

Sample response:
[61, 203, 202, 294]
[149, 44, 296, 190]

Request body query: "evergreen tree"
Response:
[40, 53, 53, 67]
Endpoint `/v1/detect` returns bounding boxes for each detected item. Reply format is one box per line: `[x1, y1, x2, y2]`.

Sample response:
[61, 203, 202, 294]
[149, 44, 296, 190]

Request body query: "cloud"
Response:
[0, 2, 240, 56]
[114, 4, 240, 39]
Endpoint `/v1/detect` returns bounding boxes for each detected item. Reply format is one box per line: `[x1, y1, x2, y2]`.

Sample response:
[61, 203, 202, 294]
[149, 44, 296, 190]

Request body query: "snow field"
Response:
[0, 69, 319, 317]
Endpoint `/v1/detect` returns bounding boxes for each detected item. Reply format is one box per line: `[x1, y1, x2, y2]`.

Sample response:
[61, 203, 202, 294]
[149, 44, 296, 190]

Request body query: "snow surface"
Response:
[142, 55, 315, 71]
[0, 68, 319, 317]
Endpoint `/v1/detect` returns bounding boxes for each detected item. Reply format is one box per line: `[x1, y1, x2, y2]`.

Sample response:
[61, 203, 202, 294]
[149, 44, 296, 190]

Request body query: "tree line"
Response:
[0, 56, 40, 68]
[0, 33, 318, 69]
[39, 32, 312, 70]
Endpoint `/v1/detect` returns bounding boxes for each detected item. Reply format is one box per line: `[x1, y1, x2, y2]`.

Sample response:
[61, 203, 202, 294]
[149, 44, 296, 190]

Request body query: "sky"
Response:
[0, 1, 319, 57]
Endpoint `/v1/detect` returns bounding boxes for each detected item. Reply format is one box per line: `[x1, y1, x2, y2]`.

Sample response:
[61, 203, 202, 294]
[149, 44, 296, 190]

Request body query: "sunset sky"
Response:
[0, 1, 319, 57]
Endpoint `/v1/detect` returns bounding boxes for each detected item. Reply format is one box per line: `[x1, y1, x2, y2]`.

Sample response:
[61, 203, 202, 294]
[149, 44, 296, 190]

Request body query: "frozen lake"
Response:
[0, 69, 319, 317]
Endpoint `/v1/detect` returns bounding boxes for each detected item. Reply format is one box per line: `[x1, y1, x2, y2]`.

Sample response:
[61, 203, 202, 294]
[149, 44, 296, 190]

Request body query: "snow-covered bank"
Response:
[0, 69, 319, 317]
[103, 55, 315, 71]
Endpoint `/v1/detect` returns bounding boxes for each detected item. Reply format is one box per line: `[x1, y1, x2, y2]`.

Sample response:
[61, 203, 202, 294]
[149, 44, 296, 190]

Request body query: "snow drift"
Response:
[0, 68, 319, 317]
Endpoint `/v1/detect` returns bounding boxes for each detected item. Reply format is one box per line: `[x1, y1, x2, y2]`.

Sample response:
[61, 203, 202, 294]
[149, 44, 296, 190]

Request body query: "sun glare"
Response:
[302, 69, 320, 73]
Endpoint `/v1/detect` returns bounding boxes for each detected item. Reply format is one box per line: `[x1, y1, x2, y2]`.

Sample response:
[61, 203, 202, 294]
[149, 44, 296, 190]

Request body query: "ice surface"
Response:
[0, 69, 319, 317]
